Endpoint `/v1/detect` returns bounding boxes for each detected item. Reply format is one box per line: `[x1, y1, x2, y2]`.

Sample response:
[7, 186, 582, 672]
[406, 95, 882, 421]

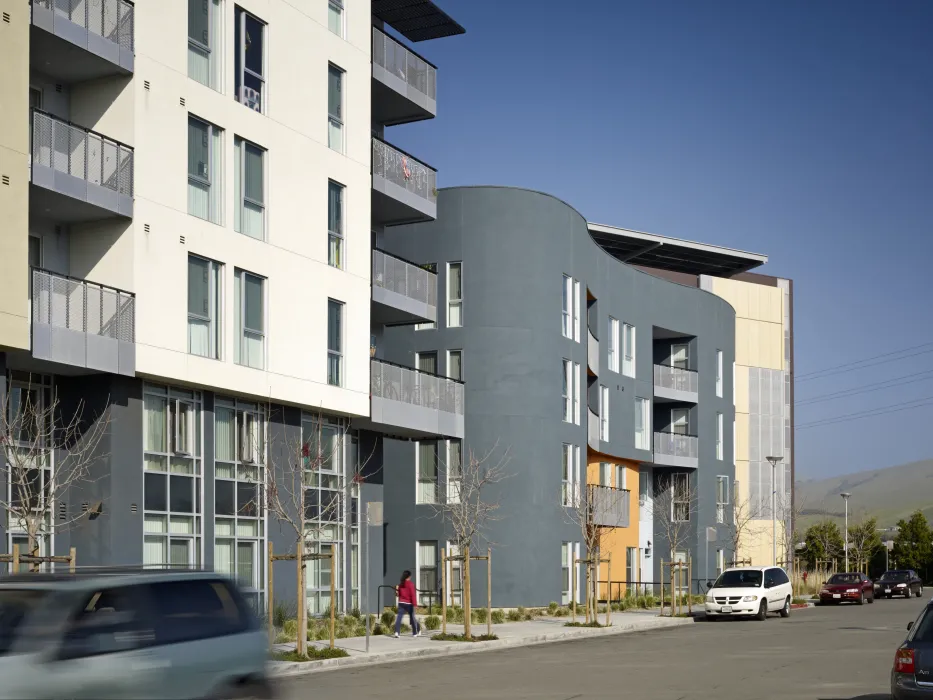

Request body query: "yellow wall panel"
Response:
[735, 364, 750, 414]
[736, 413, 749, 462]
[735, 461, 750, 499]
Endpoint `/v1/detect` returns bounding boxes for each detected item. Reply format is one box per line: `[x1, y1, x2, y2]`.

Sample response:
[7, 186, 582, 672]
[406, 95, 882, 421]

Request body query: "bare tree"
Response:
[774, 491, 806, 571]
[0, 379, 110, 570]
[429, 441, 511, 639]
[722, 489, 759, 568]
[264, 407, 374, 655]
[650, 472, 698, 615]
[847, 514, 882, 574]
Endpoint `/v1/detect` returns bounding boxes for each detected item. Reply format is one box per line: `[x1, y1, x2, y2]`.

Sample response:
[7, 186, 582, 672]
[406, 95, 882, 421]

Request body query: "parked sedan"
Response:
[892, 597, 933, 699]
[877, 570, 924, 599]
[819, 572, 874, 605]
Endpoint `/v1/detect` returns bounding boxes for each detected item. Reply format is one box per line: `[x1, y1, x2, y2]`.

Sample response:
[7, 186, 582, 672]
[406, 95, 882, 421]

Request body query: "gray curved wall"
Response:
[377, 186, 736, 606]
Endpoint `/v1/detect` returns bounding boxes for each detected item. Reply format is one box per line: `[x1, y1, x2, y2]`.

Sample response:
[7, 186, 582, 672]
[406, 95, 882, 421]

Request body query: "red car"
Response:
[819, 572, 875, 605]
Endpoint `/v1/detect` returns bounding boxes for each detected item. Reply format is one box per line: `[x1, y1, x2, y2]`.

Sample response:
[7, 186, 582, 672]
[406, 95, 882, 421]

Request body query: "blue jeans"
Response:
[395, 603, 419, 635]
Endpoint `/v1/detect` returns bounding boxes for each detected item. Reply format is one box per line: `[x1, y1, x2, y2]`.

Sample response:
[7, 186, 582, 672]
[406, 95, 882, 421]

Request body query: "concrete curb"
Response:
[270, 616, 693, 678]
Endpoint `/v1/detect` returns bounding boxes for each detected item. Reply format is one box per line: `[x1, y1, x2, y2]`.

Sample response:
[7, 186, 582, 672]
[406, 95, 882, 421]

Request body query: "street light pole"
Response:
[766, 456, 783, 567]
[841, 492, 851, 571]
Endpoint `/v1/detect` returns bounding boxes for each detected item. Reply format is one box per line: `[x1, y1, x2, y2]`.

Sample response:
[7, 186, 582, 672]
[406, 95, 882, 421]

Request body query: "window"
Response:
[447, 350, 462, 381]
[716, 549, 724, 577]
[187, 255, 221, 359]
[671, 343, 688, 370]
[561, 444, 580, 507]
[671, 408, 689, 435]
[416, 541, 437, 593]
[626, 547, 638, 590]
[616, 464, 627, 491]
[672, 473, 690, 522]
[416, 440, 438, 504]
[716, 475, 729, 524]
[187, 117, 223, 223]
[562, 275, 572, 338]
[634, 397, 650, 450]
[57, 585, 152, 660]
[447, 262, 462, 327]
[446, 542, 463, 606]
[446, 440, 461, 504]
[327, 0, 344, 37]
[599, 463, 611, 487]
[234, 269, 264, 369]
[561, 542, 581, 605]
[622, 324, 635, 377]
[327, 181, 344, 268]
[608, 317, 619, 372]
[28, 236, 41, 268]
[189, 0, 222, 90]
[233, 137, 265, 239]
[234, 7, 265, 112]
[638, 469, 649, 505]
[327, 299, 344, 386]
[562, 360, 572, 423]
[716, 412, 724, 460]
[328, 64, 344, 152]
[716, 350, 723, 397]
[599, 385, 609, 441]
[415, 263, 437, 330]
[573, 281, 581, 342]
[150, 579, 250, 644]
[573, 362, 581, 425]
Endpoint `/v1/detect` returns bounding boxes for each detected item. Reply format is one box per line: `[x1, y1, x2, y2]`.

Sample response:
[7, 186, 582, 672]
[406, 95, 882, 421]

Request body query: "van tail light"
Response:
[895, 648, 915, 674]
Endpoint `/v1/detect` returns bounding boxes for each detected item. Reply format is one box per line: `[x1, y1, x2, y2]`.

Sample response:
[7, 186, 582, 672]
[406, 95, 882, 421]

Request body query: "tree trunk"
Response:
[28, 521, 40, 573]
[296, 542, 306, 656]
[463, 544, 471, 640]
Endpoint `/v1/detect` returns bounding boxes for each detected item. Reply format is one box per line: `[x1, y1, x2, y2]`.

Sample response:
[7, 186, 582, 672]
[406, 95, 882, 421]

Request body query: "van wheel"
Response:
[756, 600, 768, 621]
[779, 597, 790, 618]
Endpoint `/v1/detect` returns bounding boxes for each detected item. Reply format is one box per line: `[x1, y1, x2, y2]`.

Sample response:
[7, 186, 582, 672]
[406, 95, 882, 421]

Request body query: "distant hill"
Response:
[795, 459, 933, 531]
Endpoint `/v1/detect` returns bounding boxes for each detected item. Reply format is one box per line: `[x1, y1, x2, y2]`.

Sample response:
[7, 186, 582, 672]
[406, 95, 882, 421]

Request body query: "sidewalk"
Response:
[270, 610, 693, 678]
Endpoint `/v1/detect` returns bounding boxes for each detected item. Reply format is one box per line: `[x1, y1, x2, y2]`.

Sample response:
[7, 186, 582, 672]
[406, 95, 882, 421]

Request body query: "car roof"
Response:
[0, 568, 227, 591]
[722, 566, 775, 573]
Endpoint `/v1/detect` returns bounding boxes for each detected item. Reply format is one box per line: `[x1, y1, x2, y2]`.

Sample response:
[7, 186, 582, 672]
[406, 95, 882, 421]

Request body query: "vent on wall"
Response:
[144, 80, 150, 91]
[143, 223, 150, 233]
[179, 97, 185, 107]
[179, 235, 186, 244]
[55, 84, 62, 93]
[130, 503, 138, 513]
[1, 175, 9, 186]
[81, 502, 89, 512]
[59, 502, 66, 520]
[2, 12, 10, 23]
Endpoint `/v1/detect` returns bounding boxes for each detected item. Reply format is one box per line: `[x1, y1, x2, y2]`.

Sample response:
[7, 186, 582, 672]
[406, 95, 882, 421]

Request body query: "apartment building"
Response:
[0, 0, 464, 614]
[378, 186, 742, 607]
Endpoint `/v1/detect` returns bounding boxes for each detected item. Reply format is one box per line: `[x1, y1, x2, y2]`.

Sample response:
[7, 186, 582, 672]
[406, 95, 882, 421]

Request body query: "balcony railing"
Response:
[372, 26, 436, 101]
[653, 431, 698, 460]
[31, 109, 134, 197]
[654, 364, 698, 394]
[371, 359, 464, 416]
[587, 408, 599, 449]
[34, 0, 135, 52]
[587, 328, 598, 373]
[373, 249, 438, 309]
[32, 268, 135, 343]
[588, 485, 630, 528]
[372, 138, 437, 206]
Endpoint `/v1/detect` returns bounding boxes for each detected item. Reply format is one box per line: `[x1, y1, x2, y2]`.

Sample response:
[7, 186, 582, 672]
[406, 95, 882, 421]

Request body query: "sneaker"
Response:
[414, 630, 422, 637]
[393, 633, 400, 639]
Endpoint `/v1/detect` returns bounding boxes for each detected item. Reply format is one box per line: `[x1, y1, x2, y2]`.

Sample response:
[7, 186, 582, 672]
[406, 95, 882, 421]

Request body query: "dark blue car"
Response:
[892, 597, 933, 699]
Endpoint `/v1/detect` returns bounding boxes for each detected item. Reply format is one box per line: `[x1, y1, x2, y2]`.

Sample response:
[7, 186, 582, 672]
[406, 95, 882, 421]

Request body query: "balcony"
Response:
[372, 138, 436, 225]
[587, 328, 598, 375]
[653, 364, 698, 404]
[355, 359, 464, 440]
[30, 0, 134, 82]
[372, 27, 436, 126]
[372, 249, 437, 325]
[588, 485, 630, 528]
[30, 268, 135, 376]
[587, 408, 599, 451]
[653, 431, 698, 469]
[30, 110, 134, 221]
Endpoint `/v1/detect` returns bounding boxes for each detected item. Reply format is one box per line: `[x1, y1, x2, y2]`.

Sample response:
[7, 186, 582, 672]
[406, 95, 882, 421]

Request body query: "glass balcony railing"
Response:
[372, 26, 436, 101]
[372, 138, 436, 207]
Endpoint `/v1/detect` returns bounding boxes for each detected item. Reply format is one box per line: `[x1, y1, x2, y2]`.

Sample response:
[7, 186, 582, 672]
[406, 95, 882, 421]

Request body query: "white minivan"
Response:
[705, 566, 793, 621]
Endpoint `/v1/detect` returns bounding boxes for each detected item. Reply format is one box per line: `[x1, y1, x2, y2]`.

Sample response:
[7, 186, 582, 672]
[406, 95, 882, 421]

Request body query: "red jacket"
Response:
[397, 579, 417, 605]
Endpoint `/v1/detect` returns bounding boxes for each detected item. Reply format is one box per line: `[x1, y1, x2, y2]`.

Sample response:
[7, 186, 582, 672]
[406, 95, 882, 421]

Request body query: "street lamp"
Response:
[766, 456, 783, 567]
[840, 492, 851, 571]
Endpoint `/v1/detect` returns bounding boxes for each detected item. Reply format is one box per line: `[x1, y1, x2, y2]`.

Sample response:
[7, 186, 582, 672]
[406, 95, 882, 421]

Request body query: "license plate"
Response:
[721, 606, 732, 613]
[885, 589, 891, 594]
[833, 594, 841, 599]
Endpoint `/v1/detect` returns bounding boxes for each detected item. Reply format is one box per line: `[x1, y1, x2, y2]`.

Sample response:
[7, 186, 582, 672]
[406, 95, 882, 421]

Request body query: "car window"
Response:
[881, 571, 909, 582]
[148, 578, 250, 646]
[57, 585, 155, 661]
[829, 574, 859, 584]
[0, 589, 51, 656]
[773, 569, 789, 585]
[764, 571, 776, 587]
[910, 607, 933, 643]
[714, 570, 762, 588]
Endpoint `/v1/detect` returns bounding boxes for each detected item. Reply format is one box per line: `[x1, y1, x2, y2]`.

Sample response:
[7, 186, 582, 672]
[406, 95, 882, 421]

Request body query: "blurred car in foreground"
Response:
[818, 572, 874, 605]
[877, 570, 924, 599]
[0, 569, 272, 700]
[892, 597, 933, 699]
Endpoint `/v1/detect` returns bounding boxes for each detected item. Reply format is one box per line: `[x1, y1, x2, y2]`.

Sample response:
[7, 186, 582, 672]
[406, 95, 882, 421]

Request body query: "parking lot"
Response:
[274, 596, 927, 700]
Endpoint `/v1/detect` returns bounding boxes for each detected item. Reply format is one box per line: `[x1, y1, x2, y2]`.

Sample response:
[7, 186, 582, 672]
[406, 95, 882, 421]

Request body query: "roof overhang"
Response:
[587, 222, 768, 277]
[371, 0, 465, 42]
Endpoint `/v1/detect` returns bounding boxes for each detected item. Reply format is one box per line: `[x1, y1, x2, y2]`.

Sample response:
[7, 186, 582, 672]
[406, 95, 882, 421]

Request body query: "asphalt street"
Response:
[273, 596, 928, 700]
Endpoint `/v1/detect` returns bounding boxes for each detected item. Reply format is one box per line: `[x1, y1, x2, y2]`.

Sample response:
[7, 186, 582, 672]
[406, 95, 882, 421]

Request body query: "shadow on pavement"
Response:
[818, 695, 891, 700]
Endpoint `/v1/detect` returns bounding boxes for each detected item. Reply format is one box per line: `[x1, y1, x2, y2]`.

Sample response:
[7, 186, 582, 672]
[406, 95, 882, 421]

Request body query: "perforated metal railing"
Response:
[372, 26, 436, 100]
[372, 249, 437, 309]
[372, 138, 436, 206]
[589, 485, 631, 528]
[653, 364, 699, 394]
[371, 359, 464, 416]
[31, 110, 134, 198]
[34, 0, 135, 52]
[653, 432, 699, 459]
[32, 268, 135, 343]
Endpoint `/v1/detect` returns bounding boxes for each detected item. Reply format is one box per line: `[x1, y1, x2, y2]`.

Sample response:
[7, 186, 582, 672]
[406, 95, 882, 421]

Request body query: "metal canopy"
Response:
[371, 0, 465, 42]
[587, 223, 768, 277]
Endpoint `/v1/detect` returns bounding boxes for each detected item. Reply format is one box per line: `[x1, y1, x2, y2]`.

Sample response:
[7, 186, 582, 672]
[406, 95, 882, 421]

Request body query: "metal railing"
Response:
[587, 328, 599, 371]
[372, 249, 438, 309]
[654, 364, 698, 394]
[35, 0, 135, 52]
[31, 109, 134, 197]
[31, 268, 135, 343]
[372, 138, 436, 206]
[371, 359, 464, 415]
[653, 431, 698, 459]
[372, 26, 436, 100]
[588, 408, 599, 446]
[589, 485, 630, 528]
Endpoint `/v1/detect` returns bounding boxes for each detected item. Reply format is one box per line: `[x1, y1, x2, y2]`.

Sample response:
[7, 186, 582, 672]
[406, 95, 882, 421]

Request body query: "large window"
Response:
[328, 64, 344, 152]
[599, 462, 611, 487]
[716, 475, 729, 525]
[188, 255, 221, 359]
[446, 542, 463, 606]
[716, 412, 724, 460]
[446, 440, 461, 504]
[626, 547, 638, 590]
[573, 362, 581, 425]
[328, 0, 344, 37]
[187, 116, 223, 223]
[188, 0, 222, 90]
[561, 542, 581, 605]
[561, 444, 580, 507]
[608, 317, 619, 372]
[416, 441, 438, 504]
[716, 350, 723, 398]
[447, 262, 462, 327]
[327, 299, 344, 386]
[562, 359, 572, 423]
[562, 275, 572, 338]
[573, 280, 581, 342]
[234, 137, 265, 239]
[672, 473, 690, 522]
[328, 181, 344, 269]
[234, 269, 265, 369]
[599, 385, 609, 442]
[634, 397, 650, 450]
[214, 398, 265, 611]
[416, 541, 438, 593]
[234, 7, 265, 112]
[143, 384, 203, 571]
[623, 323, 636, 377]
[447, 350, 462, 382]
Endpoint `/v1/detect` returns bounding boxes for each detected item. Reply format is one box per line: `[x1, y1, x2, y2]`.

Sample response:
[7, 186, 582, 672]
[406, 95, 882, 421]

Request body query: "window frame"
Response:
[327, 299, 344, 387]
[415, 440, 439, 505]
[716, 475, 729, 524]
[573, 362, 581, 425]
[234, 136, 266, 239]
[573, 280, 581, 342]
[234, 269, 265, 370]
[446, 439, 462, 504]
[634, 397, 650, 450]
[599, 384, 609, 441]
[187, 116, 223, 224]
[672, 473, 690, 522]
[562, 275, 572, 338]
[235, 6, 266, 112]
[327, 180, 345, 269]
[187, 254, 222, 360]
[561, 359, 572, 423]
[622, 323, 636, 377]
[716, 350, 724, 397]
[716, 412, 724, 460]
[416, 541, 438, 594]
[327, 63, 345, 153]
[188, 0, 222, 91]
[327, 0, 345, 38]
[447, 350, 462, 382]
[447, 261, 463, 328]
[608, 317, 619, 372]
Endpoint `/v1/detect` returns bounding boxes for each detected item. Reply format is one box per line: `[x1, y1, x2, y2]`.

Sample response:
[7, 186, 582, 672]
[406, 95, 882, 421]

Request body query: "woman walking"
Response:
[394, 570, 421, 638]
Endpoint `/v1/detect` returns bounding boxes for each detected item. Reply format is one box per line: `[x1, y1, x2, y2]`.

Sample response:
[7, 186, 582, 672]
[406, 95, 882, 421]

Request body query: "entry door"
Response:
[671, 408, 689, 435]
[671, 344, 689, 370]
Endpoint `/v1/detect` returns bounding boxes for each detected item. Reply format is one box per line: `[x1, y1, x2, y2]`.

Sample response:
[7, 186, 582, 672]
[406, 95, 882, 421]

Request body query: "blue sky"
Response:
[386, 0, 933, 480]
